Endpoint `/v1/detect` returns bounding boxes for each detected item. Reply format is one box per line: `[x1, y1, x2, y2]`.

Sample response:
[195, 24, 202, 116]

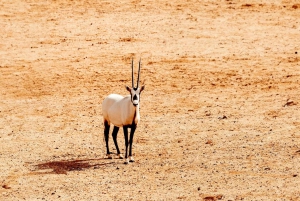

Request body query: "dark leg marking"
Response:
[129, 124, 136, 162]
[112, 126, 120, 155]
[123, 126, 129, 164]
[104, 121, 111, 156]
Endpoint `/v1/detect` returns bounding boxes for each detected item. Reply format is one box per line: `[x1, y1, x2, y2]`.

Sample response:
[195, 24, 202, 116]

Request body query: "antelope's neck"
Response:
[132, 105, 140, 125]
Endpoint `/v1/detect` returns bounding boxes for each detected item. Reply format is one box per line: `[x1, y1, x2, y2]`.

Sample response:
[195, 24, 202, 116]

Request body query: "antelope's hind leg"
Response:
[104, 121, 112, 159]
[112, 126, 123, 159]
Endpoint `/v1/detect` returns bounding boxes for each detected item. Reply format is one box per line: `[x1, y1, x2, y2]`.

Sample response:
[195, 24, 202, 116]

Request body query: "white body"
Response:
[102, 94, 140, 127]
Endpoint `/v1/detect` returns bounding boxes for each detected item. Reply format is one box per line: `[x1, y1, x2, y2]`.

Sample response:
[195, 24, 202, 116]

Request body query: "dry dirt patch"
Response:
[1, 0, 300, 200]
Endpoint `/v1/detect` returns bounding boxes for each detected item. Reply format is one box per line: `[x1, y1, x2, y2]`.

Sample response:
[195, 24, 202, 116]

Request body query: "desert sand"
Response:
[1, 0, 300, 200]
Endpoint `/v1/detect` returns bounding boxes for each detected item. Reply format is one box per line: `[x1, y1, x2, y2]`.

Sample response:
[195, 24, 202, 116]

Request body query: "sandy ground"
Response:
[1, 0, 300, 200]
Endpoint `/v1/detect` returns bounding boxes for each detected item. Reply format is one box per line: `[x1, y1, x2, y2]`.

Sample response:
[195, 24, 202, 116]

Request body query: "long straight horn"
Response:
[131, 58, 134, 88]
[137, 58, 141, 88]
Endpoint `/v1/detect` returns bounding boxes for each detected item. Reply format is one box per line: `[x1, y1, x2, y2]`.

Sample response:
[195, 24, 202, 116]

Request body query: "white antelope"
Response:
[102, 59, 145, 164]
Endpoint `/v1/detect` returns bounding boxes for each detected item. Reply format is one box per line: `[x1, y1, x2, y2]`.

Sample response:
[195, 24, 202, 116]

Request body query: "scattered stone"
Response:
[203, 196, 215, 201]
[242, 4, 253, 7]
[2, 185, 11, 189]
[218, 115, 227, 120]
[205, 112, 211, 116]
[283, 99, 297, 107]
[203, 194, 223, 201]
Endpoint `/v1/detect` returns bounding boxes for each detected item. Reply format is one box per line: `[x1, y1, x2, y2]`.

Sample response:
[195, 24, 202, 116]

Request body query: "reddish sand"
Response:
[1, 0, 300, 200]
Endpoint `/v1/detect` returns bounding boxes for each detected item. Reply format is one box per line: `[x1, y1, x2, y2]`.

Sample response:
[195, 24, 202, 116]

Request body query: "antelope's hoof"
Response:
[118, 154, 124, 159]
[106, 154, 113, 159]
[129, 156, 135, 163]
[124, 158, 129, 164]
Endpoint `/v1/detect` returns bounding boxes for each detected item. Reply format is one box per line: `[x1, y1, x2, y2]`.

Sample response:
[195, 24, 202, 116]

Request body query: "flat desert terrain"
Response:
[1, 0, 300, 200]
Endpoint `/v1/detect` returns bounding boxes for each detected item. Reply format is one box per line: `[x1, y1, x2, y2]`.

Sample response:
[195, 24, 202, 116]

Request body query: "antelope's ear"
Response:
[140, 85, 145, 92]
[126, 86, 131, 92]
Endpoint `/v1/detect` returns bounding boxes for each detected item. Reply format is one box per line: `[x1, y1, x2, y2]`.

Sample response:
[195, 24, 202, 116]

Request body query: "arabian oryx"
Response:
[102, 59, 145, 164]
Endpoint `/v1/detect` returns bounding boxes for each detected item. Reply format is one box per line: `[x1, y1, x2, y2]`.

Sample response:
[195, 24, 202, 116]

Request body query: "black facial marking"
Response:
[133, 94, 138, 100]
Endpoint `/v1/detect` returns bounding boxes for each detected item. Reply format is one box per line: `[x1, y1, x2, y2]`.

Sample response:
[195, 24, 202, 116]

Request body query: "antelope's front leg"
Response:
[129, 124, 136, 162]
[123, 126, 129, 164]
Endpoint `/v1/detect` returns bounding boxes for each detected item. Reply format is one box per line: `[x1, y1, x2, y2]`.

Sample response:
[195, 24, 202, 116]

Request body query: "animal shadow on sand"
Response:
[33, 158, 116, 174]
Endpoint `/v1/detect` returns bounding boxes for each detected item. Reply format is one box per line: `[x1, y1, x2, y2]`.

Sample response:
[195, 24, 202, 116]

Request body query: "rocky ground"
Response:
[1, 0, 300, 200]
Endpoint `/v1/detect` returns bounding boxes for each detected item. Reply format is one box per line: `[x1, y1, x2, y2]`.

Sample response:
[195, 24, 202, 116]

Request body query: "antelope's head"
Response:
[126, 59, 145, 107]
